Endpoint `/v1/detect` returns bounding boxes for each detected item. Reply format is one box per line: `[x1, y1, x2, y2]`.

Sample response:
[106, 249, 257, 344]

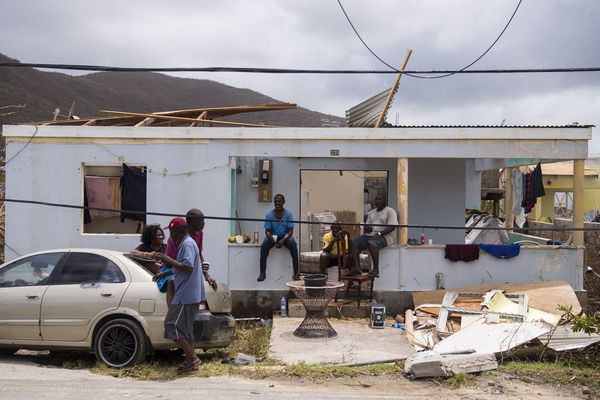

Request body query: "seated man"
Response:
[319, 222, 349, 275]
[350, 194, 398, 278]
[258, 193, 299, 282]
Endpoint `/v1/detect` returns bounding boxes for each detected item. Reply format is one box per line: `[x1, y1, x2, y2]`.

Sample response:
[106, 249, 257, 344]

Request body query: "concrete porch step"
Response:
[287, 298, 376, 318]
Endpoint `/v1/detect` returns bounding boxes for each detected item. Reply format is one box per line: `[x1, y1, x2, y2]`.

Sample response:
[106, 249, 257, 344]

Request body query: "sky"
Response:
[2, 0, 600, 153]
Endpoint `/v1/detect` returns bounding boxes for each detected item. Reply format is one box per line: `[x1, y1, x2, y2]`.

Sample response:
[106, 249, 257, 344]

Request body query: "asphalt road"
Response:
[0, 357, 434, 400]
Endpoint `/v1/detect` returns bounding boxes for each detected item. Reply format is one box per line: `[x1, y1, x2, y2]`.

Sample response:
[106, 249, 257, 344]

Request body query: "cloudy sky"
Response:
[2, 0, 600, 152]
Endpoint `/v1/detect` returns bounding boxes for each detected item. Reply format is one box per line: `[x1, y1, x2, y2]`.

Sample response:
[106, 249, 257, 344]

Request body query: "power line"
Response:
[0, 62, 599, 75]
[336, 0, 524, 79]
[2, 197, 599, 232]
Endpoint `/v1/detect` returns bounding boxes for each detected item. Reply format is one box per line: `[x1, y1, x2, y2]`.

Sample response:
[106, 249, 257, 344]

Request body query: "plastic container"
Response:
[253, 226, 259, 244]
[280, 296, 287, 317]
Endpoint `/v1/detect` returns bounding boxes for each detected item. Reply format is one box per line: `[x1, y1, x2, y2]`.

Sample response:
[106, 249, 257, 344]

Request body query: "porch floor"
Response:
[268, 317, 415, 365]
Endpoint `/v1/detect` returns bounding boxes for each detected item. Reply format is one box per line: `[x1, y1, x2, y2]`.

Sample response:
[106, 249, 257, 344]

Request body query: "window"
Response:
[55, 253, 125, 284]
[0, 253, 64, 287]
[83, 164, 147, 234]
[554, 191, 573, 218]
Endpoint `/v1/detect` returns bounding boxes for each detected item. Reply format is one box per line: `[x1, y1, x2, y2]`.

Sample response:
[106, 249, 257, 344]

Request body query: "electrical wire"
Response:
[336, 0, 524, 79]
[0, 62, 598, 75]
[3, 125, 38, 165]
[3, 197, 600, 232]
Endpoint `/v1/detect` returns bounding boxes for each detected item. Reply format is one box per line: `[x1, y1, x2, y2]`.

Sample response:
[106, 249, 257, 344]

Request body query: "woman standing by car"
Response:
[131, 224, 175, 307]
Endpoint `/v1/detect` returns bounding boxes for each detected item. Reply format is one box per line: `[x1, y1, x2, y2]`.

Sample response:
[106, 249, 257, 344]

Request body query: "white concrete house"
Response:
[1, 123, 592, 311]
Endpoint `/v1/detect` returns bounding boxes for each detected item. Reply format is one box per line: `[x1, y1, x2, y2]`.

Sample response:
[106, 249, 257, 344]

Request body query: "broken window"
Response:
[83, 164, 147, 234]
[553, 191, 573, 219]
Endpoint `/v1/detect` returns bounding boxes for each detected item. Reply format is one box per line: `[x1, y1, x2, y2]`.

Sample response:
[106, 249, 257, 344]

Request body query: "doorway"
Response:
[299, 170, 389, 253]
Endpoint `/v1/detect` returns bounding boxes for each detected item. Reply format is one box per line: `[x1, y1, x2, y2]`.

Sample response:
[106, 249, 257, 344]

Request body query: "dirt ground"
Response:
[0, 351, 593, 400]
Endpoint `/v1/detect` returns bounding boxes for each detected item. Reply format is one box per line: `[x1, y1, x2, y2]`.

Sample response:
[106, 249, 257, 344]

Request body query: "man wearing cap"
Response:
[157, 217, 204, 373]
[164, 208, 217, 290]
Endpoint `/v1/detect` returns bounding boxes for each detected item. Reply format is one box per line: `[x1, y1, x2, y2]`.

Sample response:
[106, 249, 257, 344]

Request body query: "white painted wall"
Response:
[408, 158, 466, 244]
[4, 141, 233, 284]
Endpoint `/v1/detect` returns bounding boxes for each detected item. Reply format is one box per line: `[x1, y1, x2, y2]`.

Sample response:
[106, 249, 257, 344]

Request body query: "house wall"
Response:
[465, 159, 482, 210]
[4, 141, 234, 284]
[234, 157, 398, 240]
[408, 158, 466, 244]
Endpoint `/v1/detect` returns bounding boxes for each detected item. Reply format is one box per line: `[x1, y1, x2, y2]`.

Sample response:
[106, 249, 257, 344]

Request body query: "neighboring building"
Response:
[1, 121, 592, 311]
[521, 161, 600, 222]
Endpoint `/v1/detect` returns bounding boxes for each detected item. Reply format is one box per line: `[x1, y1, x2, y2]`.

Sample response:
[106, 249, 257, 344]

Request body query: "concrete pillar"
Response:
[504, 167, 514, 229]
[573, 159, 585, 246]
[397, 158, 408, 245]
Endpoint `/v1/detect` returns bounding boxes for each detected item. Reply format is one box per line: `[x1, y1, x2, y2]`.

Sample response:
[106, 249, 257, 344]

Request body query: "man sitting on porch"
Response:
[319, 221, 349, 275]
[350, 194, 398, 278]
[257, 193, 300, 282]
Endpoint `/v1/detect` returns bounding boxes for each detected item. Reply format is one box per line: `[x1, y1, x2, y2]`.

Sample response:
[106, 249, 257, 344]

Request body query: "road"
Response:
[0, 356, 584, 400]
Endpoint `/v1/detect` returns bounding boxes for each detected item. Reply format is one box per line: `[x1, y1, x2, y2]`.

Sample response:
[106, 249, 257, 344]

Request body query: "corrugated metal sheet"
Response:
[345, 88, 393, 127]
[387, 124, 594, 129]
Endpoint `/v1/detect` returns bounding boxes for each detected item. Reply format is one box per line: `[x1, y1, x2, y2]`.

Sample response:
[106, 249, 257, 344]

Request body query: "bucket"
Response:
[304, 274, 327, 297]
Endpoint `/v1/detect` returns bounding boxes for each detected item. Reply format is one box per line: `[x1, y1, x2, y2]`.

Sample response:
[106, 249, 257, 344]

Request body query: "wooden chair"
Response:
[334, 231, 374, 306]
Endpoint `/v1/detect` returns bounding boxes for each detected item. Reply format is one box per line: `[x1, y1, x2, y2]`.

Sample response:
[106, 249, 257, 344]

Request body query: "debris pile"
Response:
[403, 280, 600, 378]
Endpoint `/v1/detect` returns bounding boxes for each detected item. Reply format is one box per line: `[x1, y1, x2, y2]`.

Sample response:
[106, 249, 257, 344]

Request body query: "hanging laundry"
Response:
[84, 176, 121, 220]
[479, 243, 521, 259]
[444, 244, 479, 262]
[120, 164, 147, 222]
[511, 169, 523, 214]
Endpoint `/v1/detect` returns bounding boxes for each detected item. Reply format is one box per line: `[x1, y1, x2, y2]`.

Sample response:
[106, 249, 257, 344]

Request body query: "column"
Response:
[573, 159, 584, 246]
[397, 158, 408, 245]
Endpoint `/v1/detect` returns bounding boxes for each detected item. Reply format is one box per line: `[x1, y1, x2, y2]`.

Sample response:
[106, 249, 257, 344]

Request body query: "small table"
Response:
[286, 280, 344, 338]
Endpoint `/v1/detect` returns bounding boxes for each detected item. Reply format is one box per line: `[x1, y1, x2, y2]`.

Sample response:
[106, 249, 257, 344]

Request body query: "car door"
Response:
[40, 252, 129, 342]
[0, 252, 64, 341]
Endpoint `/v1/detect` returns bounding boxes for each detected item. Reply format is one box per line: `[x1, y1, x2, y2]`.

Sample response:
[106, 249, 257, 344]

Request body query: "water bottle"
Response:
[253, 225, 259, 244]
[420, 230, 425, 246]
[280, 296, 287, 317]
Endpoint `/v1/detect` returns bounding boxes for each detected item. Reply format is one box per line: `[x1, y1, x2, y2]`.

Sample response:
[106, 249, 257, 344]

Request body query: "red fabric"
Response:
[444, 244, 480, 262]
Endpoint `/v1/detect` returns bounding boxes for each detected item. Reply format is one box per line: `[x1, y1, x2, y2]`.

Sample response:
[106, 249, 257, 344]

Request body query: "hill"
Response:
[0, 53, 345, 127]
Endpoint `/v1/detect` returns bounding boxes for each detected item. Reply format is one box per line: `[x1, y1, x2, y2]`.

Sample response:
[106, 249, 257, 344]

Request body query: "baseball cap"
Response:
[164, 217, 187, 230]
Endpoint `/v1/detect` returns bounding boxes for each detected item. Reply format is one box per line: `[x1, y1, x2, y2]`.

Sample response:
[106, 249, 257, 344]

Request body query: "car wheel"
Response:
[94, 319, 147, 368]
[0, 348, 16, 357]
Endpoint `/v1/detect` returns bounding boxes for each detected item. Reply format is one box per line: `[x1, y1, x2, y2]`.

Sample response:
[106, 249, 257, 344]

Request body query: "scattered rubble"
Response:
[403, 280, 600, 379]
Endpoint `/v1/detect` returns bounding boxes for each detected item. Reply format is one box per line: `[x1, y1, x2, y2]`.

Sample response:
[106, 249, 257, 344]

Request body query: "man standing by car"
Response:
[158, 217, 204, 373]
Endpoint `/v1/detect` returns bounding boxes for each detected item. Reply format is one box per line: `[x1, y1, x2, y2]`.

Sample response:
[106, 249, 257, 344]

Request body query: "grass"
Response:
[42, 324, 405, 381]
[497, 359, 600, 396]
[442, 372, 475, 389]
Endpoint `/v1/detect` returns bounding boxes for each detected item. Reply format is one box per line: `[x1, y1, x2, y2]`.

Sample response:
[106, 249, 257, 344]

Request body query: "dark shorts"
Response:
[164, 303, 198, 342]
[321, 254, 339, 268]
[353, 234, 388, 252]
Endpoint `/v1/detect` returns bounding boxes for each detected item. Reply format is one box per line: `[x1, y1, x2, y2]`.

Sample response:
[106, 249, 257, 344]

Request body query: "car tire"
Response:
[0, 348, 16, 357]
[94, 318, 147, 368]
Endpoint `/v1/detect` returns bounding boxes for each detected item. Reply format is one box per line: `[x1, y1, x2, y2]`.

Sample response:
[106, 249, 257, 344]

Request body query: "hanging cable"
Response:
[336, 0, 524, 79]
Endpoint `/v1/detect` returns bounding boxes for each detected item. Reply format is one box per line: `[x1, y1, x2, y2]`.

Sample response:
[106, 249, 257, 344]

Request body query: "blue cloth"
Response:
[172, 235, 205, 305]
[479, 243, 521, 259]
[155, 266, 172, 293]
[264, 209, 295, 237]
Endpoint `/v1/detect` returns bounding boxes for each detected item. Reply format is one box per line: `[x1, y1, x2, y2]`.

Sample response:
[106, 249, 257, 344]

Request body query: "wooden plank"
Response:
[99, 110, 278, 127]
[135, 117, 155, 127]
[189, 111, 208, 128]
[375, 49, 413, 128]
[412, 280, 581, 315]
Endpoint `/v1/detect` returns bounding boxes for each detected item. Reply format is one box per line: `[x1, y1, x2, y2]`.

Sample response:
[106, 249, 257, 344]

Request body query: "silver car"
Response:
[0, 248, 235, 367]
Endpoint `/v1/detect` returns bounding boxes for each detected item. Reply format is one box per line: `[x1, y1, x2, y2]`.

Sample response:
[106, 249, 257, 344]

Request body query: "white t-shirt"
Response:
[366, 206, 398, 246]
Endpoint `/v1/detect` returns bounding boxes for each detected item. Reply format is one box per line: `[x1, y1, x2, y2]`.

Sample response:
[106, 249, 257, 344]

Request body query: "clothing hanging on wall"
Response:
[84, 176, 121, 220]
[120, 164, 147, 222]
[444, 244, 480, 262]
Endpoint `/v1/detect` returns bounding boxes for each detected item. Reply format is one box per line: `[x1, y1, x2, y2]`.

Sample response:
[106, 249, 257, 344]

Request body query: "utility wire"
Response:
[336, 0, 524, 79]
[0, 62, 599, 75]
[2, 197, 599, 232]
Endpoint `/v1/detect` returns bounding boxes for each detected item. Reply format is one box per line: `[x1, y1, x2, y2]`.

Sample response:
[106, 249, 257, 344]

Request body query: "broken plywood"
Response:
[433, 317, 551, 354]
[412, 280, 581, 315]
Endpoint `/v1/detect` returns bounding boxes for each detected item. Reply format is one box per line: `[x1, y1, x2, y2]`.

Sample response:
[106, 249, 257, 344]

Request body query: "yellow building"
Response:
[528, 161, 600, 221]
